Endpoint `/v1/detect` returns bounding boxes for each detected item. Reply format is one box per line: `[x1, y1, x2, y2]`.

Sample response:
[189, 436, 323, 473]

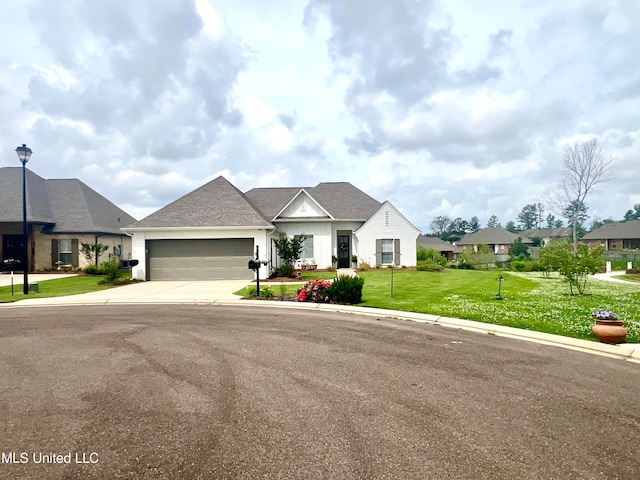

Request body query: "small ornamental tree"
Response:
[273, 234, 306, 277]
[538, 239, 604, 295]
[80, 242, 109, 266]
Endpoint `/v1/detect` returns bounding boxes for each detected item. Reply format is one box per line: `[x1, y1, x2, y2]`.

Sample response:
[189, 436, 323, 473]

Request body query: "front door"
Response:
[337, 235, 350, 268]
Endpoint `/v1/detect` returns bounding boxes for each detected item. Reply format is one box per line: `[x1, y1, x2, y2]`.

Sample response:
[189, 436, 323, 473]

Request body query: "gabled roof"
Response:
[0, 167, 136, 234]
[355, 200, 421, 235]
[417, 235, 457, 252]
[273, 188, 333, 220]
[582, 220, 640, 240]
[305, 182, 381, 220]
[244, 187, 300, 220]
[126, 176, 273, 229]
[245, 181, 381, 221]
[457, 227, 533, 245]
[520, 227, 571, 238]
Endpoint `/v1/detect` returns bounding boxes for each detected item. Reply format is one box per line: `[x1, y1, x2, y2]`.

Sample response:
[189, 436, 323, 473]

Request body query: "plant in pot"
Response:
[351, 254, 358, 267]
[591, 309, 628, 344]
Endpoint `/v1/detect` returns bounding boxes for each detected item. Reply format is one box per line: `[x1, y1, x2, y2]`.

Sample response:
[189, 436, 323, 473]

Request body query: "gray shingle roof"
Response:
[306, 182, 381, 220]
[245, 182, 381, 221]
[0, 167, 136, 233]
[520, 227, 571, 238]
[582, 220, 640, 240]
[126, 176, 273, 229]
[244, 187, 300, 220]
[417, 235, 456, 251]
[457, 227, 533, 245]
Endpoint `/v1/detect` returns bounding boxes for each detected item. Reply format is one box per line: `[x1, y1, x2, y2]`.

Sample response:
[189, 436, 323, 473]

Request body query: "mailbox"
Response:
[248, 259, 260, 271]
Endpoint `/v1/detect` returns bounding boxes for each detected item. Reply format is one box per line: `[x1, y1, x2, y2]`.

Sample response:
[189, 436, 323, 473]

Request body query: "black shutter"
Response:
[71, 239, 79, 268]
[51, 239, 59, 268]
[375, 239, 382, 266]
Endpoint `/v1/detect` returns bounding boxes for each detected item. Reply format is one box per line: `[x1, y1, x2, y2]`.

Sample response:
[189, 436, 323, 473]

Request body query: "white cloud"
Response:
[0, 0, 638, 228]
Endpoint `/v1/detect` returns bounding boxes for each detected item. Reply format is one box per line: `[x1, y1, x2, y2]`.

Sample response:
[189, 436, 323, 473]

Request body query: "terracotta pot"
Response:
[591, 319, 628, 344]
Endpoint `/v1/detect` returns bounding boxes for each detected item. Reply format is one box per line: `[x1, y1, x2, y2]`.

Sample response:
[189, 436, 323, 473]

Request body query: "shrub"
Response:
[626, 268, 639, 274]
[358, 261, 371, 271]
[416, 260, 444, 272]
[248, 286, 274, 298]
[511, 259, 540, 272]
[100, 257, 122, 283]
[84, 265, 100, 275]
[329, 275, 365, 304]
[417, 247, 447, 266]
[297, 279, 332, 303]
[274, 264, 294, 278]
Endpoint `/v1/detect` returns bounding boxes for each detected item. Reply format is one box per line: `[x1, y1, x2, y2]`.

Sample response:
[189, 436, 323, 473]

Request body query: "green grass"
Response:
[0, 275, 119, 303]
[236, 269, 640, 343]
[357, 270, 640, 343]
[613, 273, 640, 283]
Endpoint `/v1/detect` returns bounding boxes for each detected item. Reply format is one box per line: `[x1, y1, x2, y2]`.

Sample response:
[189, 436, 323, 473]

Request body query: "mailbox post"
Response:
[248, 245, 261, 297]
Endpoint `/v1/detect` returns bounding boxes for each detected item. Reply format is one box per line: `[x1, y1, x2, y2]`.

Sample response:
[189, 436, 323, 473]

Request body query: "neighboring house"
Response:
[519, 227, 571, 245]
[416, 235, 461, 262]
[123, 176, 421, 281]
[457, 227, 533, 261]
[582, 220, 640, 250]
[0, 167, 136, 271]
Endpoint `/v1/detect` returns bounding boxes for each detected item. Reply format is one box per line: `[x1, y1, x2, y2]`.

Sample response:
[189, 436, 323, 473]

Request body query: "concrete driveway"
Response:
[5, 278, 250, 306]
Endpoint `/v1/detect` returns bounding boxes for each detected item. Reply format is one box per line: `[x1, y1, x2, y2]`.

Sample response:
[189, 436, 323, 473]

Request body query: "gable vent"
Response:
[385, 211, 389, 226]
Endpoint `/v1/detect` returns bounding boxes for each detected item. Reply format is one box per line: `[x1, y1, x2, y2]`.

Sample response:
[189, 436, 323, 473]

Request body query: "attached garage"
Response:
[146, 238, 254, 281]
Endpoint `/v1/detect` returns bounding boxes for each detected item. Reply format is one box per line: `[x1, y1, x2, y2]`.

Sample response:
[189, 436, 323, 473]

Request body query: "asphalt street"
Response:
[0, 305, 638, 479]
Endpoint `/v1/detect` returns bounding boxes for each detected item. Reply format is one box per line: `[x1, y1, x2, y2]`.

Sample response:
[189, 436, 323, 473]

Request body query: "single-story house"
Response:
[0, 167, 136, 271]
[582, 220, 640, 250]
[123, 176, 421, 281]
[457, 227, 533, 261]
[416, 235, 461, 262]
[519, 227, 572, 245]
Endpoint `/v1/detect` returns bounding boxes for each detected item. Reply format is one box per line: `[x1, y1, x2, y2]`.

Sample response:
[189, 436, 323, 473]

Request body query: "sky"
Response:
[1, 0, 638, 233]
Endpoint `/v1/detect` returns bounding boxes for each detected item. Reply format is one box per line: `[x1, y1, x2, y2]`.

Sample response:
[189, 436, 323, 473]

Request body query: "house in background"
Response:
[0, 167, 136, 271]
[123, 176, 421, 281]
[519, 227, 572, 245]
[416, 235, 461, 262]
[457, 227, 533, 261]
[582, 220, 640, 250]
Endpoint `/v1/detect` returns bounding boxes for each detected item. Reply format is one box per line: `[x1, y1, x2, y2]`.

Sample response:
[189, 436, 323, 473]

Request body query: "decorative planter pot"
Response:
[591, 320, 628, 344]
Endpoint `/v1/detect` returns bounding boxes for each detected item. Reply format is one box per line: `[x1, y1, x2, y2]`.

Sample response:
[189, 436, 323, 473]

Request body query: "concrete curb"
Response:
[4, 296, 638, 364]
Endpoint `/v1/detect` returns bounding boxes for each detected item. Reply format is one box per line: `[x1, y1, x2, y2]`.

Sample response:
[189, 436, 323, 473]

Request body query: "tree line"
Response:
[428, 139, 635, 244]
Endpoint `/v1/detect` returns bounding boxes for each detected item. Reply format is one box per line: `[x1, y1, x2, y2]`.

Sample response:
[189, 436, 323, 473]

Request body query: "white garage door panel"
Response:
[147, 239, 254, 281]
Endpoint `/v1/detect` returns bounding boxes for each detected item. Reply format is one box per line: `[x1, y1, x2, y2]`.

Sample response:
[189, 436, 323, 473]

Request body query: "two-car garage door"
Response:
[146, 238, 254, 281]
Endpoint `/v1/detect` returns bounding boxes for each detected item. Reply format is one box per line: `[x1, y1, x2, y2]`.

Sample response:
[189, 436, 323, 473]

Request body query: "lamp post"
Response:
[16, 144, 32, 294]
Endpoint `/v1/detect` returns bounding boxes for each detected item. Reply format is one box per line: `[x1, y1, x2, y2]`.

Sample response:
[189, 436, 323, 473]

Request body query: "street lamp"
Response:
[16, 144, 32, 294]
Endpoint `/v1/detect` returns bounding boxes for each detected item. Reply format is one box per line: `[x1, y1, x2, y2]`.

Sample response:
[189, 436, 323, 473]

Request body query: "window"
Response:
[59, 239, 73, 265]
[381, 239, 393, 264]
[301, 235, 314, 259]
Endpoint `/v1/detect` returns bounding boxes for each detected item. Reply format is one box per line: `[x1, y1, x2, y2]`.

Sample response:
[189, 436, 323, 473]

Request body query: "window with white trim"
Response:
[381, 239, 393, 264]
[301, 235, 314, 259]
[59, 239, 73, 264]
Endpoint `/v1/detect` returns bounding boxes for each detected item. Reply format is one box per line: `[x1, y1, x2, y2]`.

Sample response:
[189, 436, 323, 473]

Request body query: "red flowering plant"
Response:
[296, 278, 332, 303]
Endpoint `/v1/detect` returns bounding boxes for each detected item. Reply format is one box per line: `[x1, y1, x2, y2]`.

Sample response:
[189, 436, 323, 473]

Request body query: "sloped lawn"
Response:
[358, 270, 640, 343]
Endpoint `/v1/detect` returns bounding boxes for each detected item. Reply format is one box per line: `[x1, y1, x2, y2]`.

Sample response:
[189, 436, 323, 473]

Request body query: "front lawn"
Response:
[358, 270, 640, 343]
[0, 275, 119, 303]
[237, 269, 640, 343]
